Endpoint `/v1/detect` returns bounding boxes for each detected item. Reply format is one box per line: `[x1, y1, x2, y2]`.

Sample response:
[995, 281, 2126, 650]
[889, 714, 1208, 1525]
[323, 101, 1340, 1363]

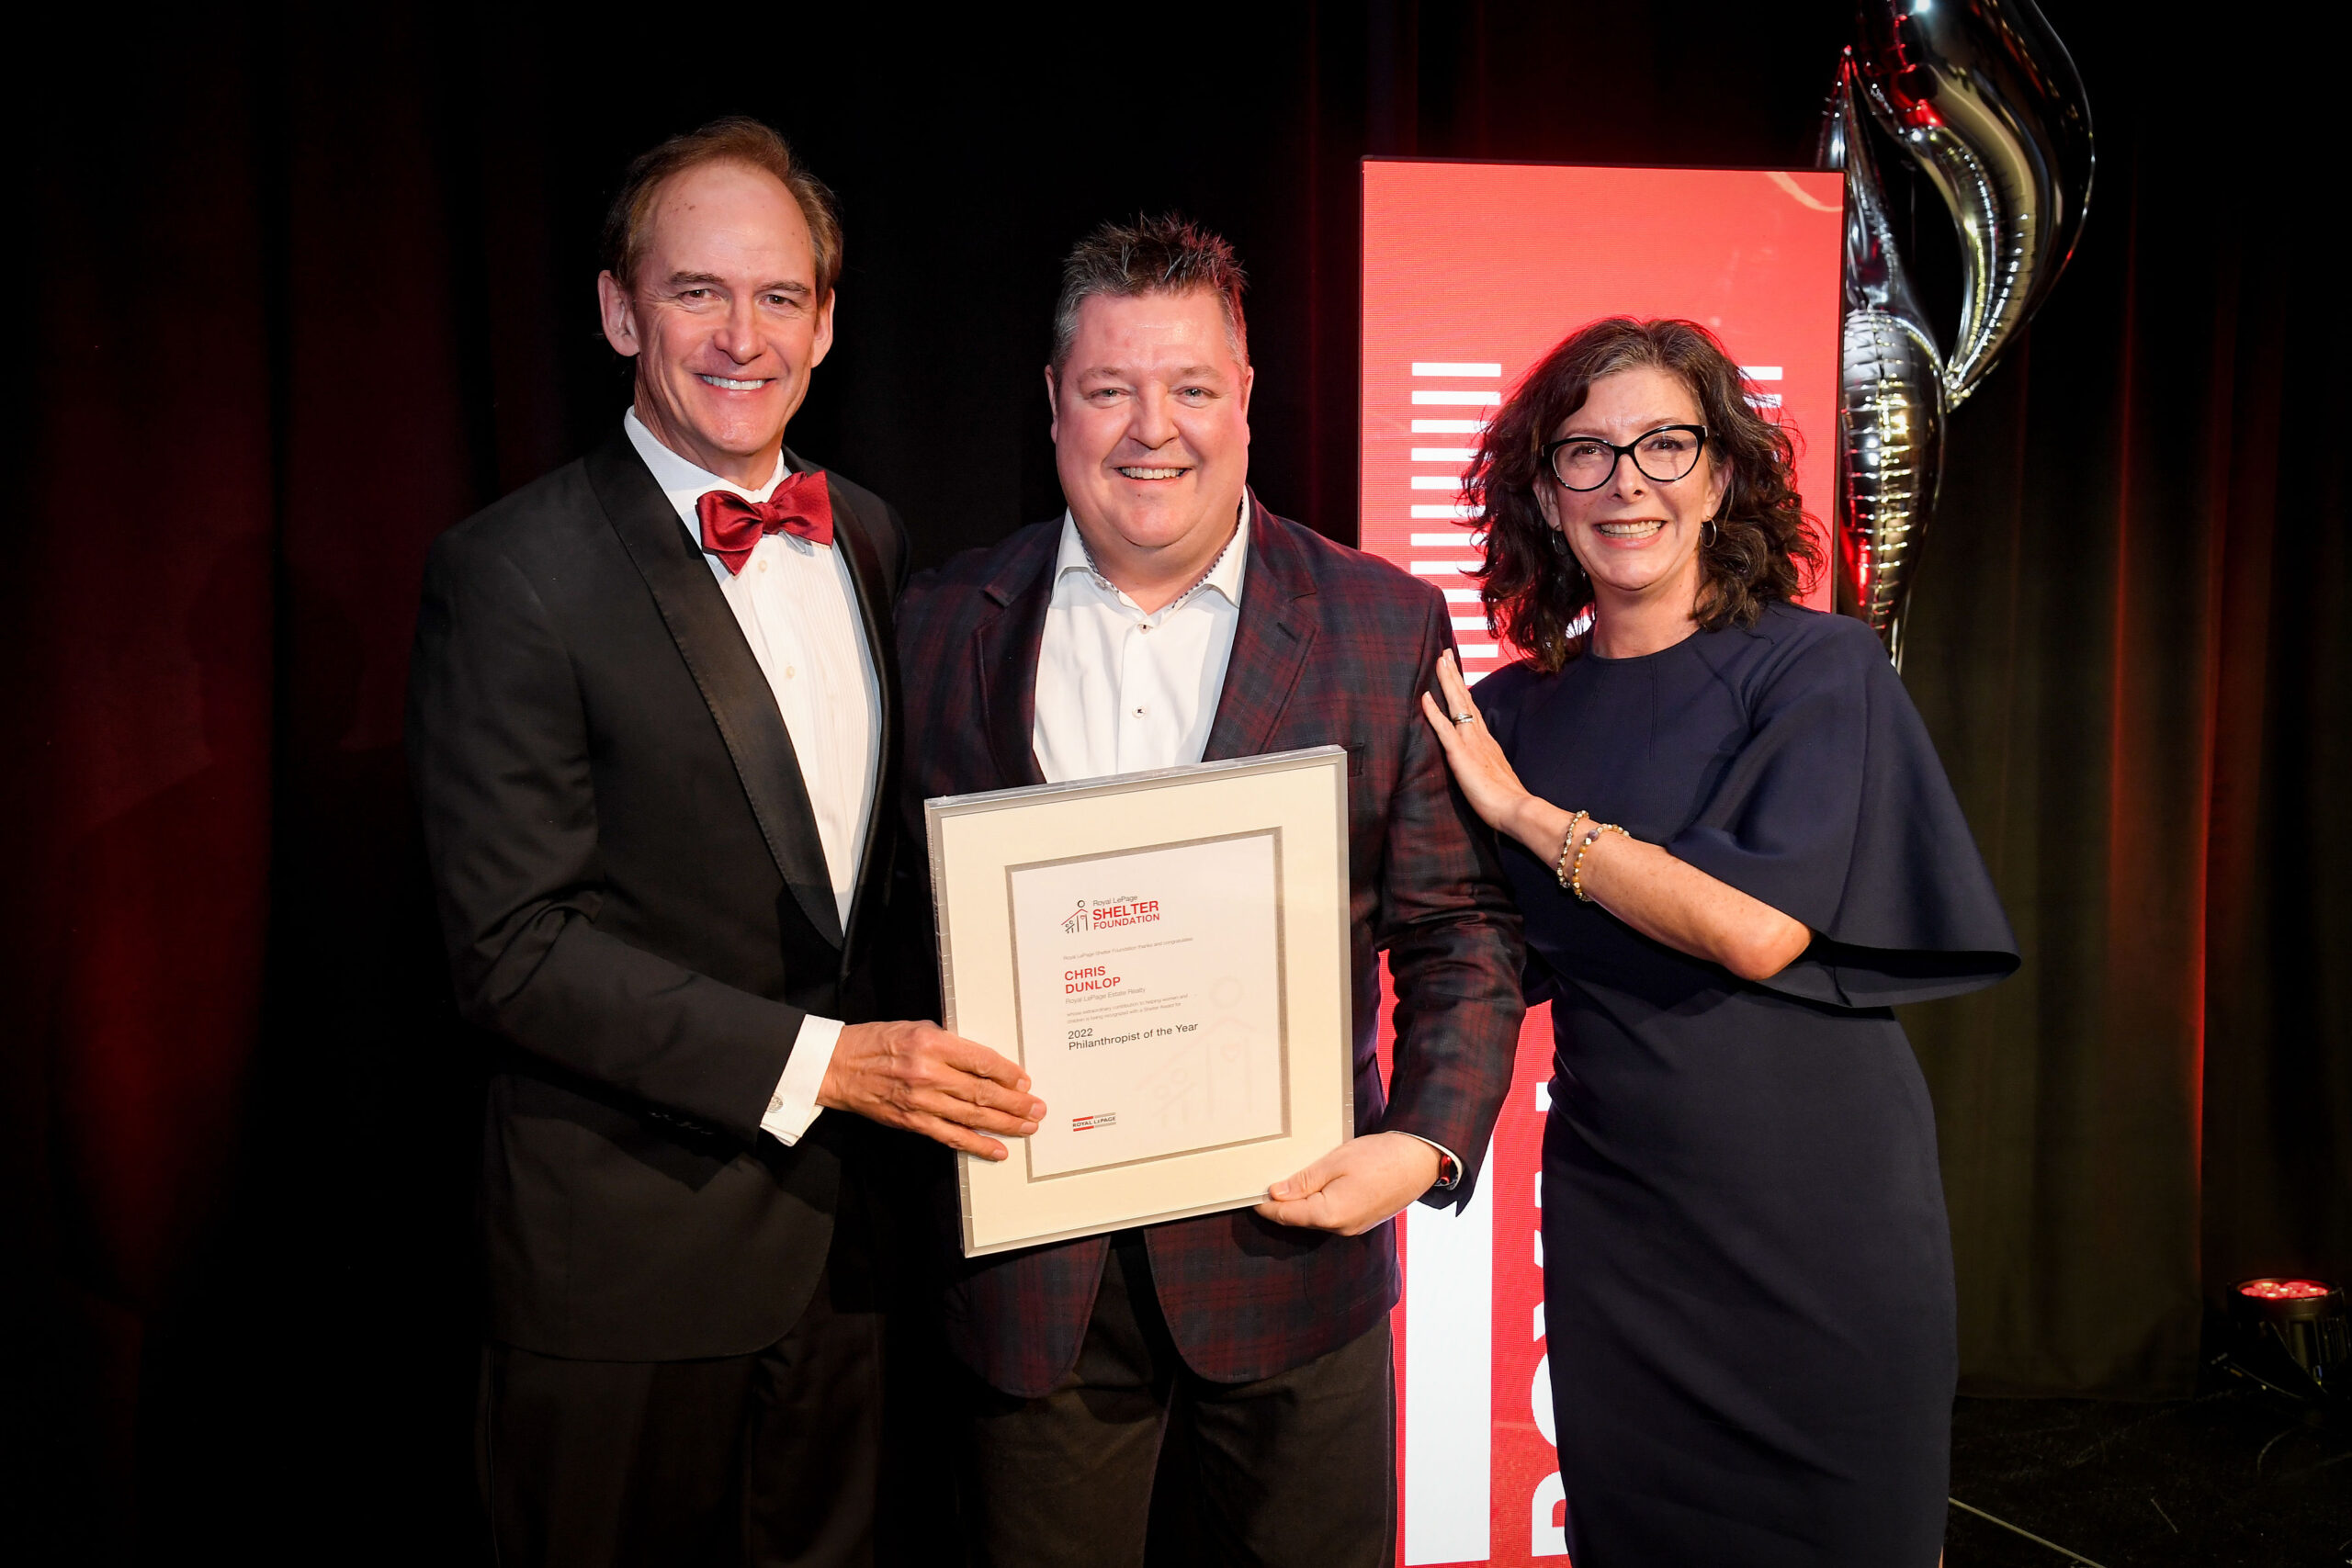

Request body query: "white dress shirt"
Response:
[624, 412, 876, 1147]
[1029, 496, 1461, 1188]
[1032, 502, 1250, 783]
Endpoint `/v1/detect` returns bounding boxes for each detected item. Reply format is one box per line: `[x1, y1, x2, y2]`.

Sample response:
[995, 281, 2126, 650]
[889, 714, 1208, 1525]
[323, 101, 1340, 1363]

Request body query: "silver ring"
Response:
[1453, 712, 1476, 725]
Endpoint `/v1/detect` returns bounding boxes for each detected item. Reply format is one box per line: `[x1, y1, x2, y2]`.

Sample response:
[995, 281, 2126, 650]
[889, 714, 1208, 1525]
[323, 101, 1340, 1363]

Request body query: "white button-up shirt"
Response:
[1032, 502, 1249, 783]
[624, 412, 875, 1147]
[1027, 494, 1461, 1190]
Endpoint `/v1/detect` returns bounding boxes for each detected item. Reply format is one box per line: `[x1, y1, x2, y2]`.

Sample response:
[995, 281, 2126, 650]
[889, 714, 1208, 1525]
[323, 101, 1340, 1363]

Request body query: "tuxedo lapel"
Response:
[1204, 498, 1317, 761]
[587, 430, 845, 950]
[973, 530, 1057, 791]
[807, 450, 901, 964]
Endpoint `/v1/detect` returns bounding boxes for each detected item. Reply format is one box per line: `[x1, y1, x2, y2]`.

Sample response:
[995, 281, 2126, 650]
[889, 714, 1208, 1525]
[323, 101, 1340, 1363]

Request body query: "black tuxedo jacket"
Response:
[407, 425, 915, 1361]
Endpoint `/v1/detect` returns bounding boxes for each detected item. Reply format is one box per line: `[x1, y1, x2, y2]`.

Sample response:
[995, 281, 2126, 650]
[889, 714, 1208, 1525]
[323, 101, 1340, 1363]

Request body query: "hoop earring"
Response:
[1702, 517, 1720, 548]
[1547, 526, 1582, 575]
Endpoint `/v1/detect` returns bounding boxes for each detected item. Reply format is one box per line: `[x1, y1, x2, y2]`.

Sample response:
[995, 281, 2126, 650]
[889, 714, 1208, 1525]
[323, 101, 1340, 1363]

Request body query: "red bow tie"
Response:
[695, 469, 834, 573]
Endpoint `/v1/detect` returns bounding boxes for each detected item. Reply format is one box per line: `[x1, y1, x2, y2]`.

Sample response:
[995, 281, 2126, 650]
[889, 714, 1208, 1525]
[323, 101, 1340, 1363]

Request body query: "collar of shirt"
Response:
[1052, 493, 1250, 621]
[623, 409, 793, 544]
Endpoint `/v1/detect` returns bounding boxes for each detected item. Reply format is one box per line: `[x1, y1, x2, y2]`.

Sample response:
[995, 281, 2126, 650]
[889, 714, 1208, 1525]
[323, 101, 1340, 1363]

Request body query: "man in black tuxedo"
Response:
[407, 118, 1044, 1568]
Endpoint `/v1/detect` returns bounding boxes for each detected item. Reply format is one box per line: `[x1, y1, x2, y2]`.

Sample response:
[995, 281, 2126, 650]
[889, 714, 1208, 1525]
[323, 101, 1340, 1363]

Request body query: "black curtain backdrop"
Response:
[7, 2, 2347, 1561]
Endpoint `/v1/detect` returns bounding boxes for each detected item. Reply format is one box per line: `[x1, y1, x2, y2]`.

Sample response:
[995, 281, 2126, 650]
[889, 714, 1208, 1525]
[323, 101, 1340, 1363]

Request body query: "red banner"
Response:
[1364, 158, 1844, 1566]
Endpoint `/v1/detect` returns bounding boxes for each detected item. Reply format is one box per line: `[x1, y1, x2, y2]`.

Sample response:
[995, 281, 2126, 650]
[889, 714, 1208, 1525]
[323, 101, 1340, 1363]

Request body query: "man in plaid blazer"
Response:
[896, 217, 1524, 1567]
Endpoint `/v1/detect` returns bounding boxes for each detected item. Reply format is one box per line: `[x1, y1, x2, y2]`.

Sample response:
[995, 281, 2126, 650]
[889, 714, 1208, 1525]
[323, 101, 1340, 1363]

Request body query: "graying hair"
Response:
[1049, 215, 1250, 372]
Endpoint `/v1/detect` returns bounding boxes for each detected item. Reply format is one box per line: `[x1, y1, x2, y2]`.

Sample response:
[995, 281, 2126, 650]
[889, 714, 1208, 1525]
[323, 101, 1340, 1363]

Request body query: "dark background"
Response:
[6, 2, 2346, 1562]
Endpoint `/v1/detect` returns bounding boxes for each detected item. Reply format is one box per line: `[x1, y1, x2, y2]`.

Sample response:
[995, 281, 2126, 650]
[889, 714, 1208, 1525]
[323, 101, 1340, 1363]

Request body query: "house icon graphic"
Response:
[1061, 901, 1089, 936]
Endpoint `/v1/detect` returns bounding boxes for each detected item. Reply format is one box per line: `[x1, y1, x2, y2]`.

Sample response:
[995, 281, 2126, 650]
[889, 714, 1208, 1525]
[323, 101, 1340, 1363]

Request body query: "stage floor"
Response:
[1945, 1383, 2351, 1566]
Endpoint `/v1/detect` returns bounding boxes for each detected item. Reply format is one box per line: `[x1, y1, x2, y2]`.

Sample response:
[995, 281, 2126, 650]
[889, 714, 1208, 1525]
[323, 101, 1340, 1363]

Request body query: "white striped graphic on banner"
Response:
[1402, 1136, 1497, 1563]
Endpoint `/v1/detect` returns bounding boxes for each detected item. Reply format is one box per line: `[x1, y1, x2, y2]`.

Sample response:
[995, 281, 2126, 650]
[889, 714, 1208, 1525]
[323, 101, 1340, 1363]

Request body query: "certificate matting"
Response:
[928, 748, 1354, 1257]
[1007, 828, 1290, 1181]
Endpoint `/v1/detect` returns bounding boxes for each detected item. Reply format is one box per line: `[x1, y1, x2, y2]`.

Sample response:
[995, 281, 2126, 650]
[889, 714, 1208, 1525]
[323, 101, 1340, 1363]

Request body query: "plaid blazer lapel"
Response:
[972, 528, 1056, 790]
[1204, 497, 1317, 761]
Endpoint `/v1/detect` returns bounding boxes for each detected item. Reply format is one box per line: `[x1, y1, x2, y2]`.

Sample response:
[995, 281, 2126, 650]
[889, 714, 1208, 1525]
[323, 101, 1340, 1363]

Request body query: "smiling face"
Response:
[1536, 363, 1731, 621]
[1048, 288, 1253, 606]
[595, 160, 834, 487]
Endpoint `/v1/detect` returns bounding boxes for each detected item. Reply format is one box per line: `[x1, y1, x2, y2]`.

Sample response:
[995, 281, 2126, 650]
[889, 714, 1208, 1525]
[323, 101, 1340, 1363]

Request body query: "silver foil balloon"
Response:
[1822, 51, 1946, 668]
[1822, 0, 2095, 662]
[1852, 0, 2096, 404]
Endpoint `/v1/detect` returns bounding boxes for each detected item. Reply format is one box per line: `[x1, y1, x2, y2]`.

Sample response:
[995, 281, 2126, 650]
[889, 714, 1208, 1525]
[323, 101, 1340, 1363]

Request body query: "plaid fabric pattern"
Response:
[898, 502, 1525, 1396]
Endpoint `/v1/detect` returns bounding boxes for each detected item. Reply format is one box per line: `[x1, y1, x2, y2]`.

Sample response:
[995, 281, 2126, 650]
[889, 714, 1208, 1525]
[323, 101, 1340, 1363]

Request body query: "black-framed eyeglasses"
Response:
[1540, 425, 1709, 491]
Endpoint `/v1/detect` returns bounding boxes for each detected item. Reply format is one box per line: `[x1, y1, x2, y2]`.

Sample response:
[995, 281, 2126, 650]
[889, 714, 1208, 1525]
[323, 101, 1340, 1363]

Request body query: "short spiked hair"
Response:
[1050, 214, 1249, 372]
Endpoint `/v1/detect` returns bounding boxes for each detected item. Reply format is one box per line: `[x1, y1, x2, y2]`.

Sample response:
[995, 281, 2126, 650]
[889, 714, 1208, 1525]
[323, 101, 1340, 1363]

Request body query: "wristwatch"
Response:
[1403, 1132, 1463, 1190]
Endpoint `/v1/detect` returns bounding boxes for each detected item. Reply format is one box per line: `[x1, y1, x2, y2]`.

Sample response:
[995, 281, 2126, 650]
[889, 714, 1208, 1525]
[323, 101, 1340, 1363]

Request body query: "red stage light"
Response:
[2226, 1277, 2346, 1405]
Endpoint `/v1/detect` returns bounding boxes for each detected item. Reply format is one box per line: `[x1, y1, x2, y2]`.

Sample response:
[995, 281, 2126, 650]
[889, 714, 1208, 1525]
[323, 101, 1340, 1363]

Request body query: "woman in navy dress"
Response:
[1422, 318, 2016, 1567]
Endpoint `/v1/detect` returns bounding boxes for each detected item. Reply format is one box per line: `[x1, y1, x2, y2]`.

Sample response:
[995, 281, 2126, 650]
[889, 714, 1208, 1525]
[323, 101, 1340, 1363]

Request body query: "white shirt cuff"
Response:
[1400, 1132, 1464, 1190]
[760, 1014, 843, 1146]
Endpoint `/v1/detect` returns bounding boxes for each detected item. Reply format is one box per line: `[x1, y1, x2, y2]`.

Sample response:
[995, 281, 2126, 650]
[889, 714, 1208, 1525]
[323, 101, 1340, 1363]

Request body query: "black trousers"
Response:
[480, 1225, 883, 1568]
[957, 1232, 1396, 1568]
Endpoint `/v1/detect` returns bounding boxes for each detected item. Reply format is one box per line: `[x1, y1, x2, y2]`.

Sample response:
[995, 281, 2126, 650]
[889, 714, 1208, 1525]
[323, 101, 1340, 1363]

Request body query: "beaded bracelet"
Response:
[1553, 811, 1590, 889]
[1569, 822, 1631, 902]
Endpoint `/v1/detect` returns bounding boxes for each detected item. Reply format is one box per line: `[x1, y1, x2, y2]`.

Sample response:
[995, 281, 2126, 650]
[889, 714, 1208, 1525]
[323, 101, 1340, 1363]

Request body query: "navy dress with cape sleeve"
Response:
[1663, 606, 2017, 1007]
[1476, 601, 2014, 1568]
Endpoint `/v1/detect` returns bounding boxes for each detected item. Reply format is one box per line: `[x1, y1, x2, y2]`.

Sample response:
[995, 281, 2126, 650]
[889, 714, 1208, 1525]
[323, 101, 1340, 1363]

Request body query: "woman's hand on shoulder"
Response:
[1421, 650, 1567, 857]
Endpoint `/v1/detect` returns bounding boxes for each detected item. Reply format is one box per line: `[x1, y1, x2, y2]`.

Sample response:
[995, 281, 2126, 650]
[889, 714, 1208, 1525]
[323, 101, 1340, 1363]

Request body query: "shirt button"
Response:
[1133, 705, 1148, 716]
[768, 1095, 783, 1113]
[785, 665, 797, 679]
[757, 558, 769, 573]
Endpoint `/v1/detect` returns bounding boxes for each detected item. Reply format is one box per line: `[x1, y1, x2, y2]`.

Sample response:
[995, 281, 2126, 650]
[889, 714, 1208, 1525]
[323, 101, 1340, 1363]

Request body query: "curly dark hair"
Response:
[1468, 317, 1820, 672]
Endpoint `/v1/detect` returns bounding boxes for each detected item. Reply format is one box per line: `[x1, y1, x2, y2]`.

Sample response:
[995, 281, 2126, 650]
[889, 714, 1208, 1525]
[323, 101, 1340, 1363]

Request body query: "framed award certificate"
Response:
[926, 746, 1355, 1257]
